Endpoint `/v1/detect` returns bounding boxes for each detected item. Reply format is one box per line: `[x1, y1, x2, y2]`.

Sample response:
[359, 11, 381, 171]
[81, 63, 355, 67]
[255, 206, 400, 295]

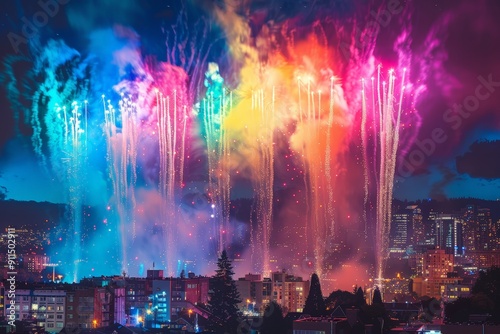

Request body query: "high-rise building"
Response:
[477, 208, 494, 251]
[410, 206, 424, 246]
[412, 248, 459, 298]
[408, 253, 424, 276]
[390, 212, 410, 252]
[270, 271, 309, 313]
[423, 248, 454, 279]
[235, 274, 265, 312]
[460, 205, 497, 253]
[432, 213, 463, 256]
[390, 205, 423, 254]
[235, 271, 309, 314]
[149, 280, 172, 327]
[425, 211, 438, 247]
[461, 205, 477, 252]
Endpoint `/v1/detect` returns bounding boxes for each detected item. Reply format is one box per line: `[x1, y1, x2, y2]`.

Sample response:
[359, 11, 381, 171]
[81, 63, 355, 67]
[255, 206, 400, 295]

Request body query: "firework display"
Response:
[3, 1, 426, 284]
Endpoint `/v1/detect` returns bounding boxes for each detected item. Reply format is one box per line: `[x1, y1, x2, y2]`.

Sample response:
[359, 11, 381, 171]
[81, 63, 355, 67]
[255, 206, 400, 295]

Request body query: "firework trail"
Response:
[201, 63, 231, 255]
[2, 0, 431, 284]
[27, 40, 91, 282]
[155, 87, 189, 275]
[102, 93, 138, 275]
[252, 87, 275, 276]
[361, 66, 406, 283]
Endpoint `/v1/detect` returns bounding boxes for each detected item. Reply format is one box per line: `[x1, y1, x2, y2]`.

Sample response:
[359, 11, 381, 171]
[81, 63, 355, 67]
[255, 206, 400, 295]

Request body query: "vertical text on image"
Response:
[6, 227, 17, 327]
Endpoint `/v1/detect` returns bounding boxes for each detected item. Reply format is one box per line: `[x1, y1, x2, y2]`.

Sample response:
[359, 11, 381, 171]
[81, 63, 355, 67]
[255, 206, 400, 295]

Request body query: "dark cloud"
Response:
[456, 140, 500, 179]
[404, 0, 500, 164]
[65, 0, 144, 33]
[0, 185, 7, 200]
[429, 165, 455, 201]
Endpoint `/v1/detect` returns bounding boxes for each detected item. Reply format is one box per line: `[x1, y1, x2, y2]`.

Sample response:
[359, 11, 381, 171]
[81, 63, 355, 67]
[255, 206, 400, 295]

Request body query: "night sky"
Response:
[0, 0, 499, 203]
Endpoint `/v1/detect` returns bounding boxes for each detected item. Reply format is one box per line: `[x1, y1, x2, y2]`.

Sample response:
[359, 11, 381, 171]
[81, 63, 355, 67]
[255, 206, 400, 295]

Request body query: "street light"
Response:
[43, 263, 59, 282]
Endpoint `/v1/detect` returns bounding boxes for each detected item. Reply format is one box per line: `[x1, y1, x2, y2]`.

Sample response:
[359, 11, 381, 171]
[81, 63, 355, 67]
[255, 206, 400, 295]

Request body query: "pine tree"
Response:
[208, 250, 242, 333]
[372, 287, 383, 305]
[355, 286, 366, 307]
[303, 273, 326, 316]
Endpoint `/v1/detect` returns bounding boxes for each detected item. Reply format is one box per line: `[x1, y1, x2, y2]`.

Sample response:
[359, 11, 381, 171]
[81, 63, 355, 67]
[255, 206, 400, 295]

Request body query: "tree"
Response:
[303, 273, 326, 316]
[208, 250, 242, 333]
[325, 290, 356, 310]
[445, 297, 472, 323]
[472, 266, 500, 301]
[260, 301, 286, 334]
[355, 287, 366, 307]
[372, 287, 383, 305]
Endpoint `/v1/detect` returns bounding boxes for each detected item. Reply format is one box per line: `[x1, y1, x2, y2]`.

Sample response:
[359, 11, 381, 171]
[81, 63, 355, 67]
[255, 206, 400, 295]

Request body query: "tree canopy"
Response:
[260, 301, 287, 334]
[355, 286, 366, 307]
[207, 250, 242, 333]
[303, 273, 326, 316]
[372, 287, 383, 305]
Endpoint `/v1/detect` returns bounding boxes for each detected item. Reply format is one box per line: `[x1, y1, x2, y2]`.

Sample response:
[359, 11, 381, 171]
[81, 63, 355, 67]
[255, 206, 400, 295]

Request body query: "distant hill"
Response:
[0, 200, 65, 230]
[1, 197, 499, 232]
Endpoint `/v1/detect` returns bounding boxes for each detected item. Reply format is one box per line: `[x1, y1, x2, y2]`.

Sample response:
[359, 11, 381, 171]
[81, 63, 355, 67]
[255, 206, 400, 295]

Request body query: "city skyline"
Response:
[1, 198, 499, 291]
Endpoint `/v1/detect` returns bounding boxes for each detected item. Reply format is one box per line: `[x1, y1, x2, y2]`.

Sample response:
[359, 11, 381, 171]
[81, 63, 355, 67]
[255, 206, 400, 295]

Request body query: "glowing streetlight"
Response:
[43, 263, 59, 282]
